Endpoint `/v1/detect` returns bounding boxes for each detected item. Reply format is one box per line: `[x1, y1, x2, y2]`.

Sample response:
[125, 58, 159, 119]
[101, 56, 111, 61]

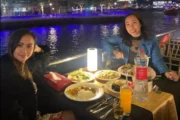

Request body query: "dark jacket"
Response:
[27, 46, 63, 114]
[27, 45, 67, 114]
[0, 54, 37, 120]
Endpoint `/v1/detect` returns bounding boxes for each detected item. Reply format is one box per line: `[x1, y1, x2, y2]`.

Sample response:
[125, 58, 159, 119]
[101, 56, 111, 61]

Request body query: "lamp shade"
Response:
[87, 48, 98, 72]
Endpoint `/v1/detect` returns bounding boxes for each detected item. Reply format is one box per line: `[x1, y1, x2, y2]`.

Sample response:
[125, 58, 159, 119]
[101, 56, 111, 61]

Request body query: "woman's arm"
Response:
[101, 36, 123, 58]
[150, 38, 179, 81]
[28, 45, 50, 74]
[151, 38, 169, 74]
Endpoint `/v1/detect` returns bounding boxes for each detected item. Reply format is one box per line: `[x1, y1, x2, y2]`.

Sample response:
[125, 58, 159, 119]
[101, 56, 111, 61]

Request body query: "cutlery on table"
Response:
[100, 108, 113, 120]
[86, 97, 112, 111]
[92, 103, 112, 114]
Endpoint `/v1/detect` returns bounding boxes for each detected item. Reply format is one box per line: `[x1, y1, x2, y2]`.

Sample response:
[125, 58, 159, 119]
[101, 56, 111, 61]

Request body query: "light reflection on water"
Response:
[0, 12, 180, 61]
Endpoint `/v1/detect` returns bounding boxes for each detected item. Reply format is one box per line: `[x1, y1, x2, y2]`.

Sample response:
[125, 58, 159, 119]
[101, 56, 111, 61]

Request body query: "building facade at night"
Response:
[1, 0, 180, 16]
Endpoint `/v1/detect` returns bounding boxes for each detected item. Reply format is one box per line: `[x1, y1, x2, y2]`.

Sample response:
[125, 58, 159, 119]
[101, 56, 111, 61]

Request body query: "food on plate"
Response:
[97, 70, 120, 80]
[68, 69, 91, 82]
[112, 80, 126, 92]
[111, 80, 134, 92]
[66, 86, 96, 100]
[120, 64, 134, 76]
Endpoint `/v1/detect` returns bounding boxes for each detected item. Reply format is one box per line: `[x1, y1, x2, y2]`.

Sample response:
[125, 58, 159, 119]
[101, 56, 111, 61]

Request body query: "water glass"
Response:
[113, 99, 124, 120]
[101, 51, 111, 69]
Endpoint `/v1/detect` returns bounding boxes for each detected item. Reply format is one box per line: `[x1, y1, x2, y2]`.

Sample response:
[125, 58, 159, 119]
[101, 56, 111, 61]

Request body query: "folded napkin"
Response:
[44, 72, 72, 91]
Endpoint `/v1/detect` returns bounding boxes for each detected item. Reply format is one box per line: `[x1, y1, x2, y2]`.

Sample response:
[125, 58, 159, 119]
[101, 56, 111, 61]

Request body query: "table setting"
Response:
[44, 48, 179, 120]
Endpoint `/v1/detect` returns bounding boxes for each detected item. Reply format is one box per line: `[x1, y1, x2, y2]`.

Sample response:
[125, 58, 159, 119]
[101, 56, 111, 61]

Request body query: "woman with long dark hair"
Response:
[0, 29, 76, 120]
[102, 13, 179, 81]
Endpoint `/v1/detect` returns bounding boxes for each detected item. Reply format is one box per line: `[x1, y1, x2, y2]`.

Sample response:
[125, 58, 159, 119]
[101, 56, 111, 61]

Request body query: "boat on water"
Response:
[164, 6, 179, 16]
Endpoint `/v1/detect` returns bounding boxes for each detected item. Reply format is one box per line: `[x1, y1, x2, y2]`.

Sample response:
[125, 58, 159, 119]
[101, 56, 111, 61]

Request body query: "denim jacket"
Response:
[101, 35, 169, 74]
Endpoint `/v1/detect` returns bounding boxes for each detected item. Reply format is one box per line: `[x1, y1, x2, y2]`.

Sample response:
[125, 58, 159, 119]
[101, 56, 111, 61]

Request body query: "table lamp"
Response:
[87, 48, 98, 72]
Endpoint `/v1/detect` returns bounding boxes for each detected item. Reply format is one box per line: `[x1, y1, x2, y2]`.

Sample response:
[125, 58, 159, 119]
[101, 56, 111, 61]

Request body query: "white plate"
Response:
[105, 80, 133, 94]
[68, 72, 95, 83]
[117, 65, 134, 77]
[64, 83, 104, 102]
[94, 70, 120, 82]
[105, 80, 126, 94]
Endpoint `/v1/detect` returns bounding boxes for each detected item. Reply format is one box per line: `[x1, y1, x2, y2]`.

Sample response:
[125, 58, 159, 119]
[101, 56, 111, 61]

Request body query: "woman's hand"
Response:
[34, 45, 43, 53]
[147, 67, 156, 80]
[165, 71, 179, 81]
[113, 50, 124, 59]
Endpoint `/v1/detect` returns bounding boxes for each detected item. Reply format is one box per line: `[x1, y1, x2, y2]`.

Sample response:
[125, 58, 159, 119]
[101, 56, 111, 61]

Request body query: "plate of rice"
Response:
[94, 70, 120, 82]
[64, 83, 104, 102]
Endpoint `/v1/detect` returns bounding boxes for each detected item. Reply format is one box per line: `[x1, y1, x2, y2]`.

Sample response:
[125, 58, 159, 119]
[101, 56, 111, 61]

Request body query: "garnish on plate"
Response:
[68, 68, 91, 82]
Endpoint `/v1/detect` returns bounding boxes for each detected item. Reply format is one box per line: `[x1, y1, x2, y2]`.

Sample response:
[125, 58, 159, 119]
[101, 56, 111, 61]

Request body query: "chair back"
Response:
[159, 31, 180, 76]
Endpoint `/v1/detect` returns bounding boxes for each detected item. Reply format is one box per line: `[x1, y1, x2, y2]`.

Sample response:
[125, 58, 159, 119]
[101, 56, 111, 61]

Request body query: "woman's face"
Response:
[125, 15, 141, 37]
[13, 35, 35, 63]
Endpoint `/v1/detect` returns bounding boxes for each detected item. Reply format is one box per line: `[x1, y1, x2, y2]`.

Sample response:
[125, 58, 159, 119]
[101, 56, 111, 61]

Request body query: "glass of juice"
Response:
[120, 83, 132, 116]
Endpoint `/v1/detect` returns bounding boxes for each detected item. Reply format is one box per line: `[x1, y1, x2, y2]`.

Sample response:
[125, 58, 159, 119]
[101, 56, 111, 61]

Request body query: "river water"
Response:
[0, 11, 179, 61]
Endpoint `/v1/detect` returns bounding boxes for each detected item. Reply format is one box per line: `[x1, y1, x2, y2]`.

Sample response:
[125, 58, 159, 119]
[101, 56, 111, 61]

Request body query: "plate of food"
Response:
[118, 64, 134, 77]
[64, 83, 104, 102]
[67, 69, 95, 83]
[105, 80, 134, 94]
[94, 70, 120, 82]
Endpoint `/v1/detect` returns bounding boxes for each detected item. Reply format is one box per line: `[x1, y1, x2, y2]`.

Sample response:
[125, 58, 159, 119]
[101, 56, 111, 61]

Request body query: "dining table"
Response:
[45, 49, 180, 120]
[47, 69, 180, 120]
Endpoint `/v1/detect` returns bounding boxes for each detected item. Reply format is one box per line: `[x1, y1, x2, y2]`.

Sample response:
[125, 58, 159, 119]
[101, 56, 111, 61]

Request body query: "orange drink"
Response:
[120, 85, 132, 115]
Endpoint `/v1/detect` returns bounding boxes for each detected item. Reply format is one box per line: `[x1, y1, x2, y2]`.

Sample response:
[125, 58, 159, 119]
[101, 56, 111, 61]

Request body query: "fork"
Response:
[92, 103, 112, 114]
[100, 108, 113, 120]
[87, 97, 112, 111]
[89, 97, 112, 112]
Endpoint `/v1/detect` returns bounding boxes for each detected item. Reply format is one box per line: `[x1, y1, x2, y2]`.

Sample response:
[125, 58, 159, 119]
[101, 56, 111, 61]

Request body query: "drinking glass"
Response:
[101, 51, 111, 69]
[124, 68, 132, 84]
[120, 83, 132, 116]
[113, 99, 124, 120]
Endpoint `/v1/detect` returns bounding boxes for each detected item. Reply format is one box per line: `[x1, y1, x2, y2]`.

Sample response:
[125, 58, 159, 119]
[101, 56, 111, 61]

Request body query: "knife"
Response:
[92, 103, 112, 114]
[86, 97, 112, 110]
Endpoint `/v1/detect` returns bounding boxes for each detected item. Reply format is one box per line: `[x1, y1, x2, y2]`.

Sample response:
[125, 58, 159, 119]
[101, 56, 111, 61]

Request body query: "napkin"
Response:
[44, 72, 72, 91]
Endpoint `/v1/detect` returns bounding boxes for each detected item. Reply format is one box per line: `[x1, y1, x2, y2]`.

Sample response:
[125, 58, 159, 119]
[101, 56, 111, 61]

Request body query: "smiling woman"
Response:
[13, 34, 35, 63]
[102, 13, 179, 81]
[7, 29, 36, 79]
[0, 29, 77, 120]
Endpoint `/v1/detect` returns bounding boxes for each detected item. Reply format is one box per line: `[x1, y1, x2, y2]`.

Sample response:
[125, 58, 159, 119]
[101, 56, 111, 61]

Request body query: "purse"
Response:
[44, 72, 72, 91]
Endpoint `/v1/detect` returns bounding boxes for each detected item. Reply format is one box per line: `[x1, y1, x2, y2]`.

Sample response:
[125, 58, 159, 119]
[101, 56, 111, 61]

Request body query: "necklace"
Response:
[132, 35, 142, 40]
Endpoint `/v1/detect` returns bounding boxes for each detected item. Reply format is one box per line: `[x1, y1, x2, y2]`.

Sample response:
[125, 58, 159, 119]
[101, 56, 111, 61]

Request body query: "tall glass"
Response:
[120, 83, 132, 116]
[113, 99, 124, 120]
[101, 51, 111, 69]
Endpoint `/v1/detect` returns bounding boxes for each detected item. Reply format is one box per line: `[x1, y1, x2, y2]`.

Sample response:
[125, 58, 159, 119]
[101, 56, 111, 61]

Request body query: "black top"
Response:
[27, 46, 65, 115]
[0, 54, 37, 120]
[128, 49, 137, 64]
[0, 45, 62, 120]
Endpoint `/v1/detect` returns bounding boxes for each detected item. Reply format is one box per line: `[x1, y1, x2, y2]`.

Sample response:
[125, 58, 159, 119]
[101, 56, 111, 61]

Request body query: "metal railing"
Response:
[155, 29, 180, 38]
[157, 29, 180, 76]
[48, 53, 87, 66]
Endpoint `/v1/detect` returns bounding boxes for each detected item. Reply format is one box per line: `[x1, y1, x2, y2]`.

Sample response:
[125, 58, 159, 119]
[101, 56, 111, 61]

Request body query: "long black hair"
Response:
[120, 13, 149, 47]
[8, 28, 36, 79]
